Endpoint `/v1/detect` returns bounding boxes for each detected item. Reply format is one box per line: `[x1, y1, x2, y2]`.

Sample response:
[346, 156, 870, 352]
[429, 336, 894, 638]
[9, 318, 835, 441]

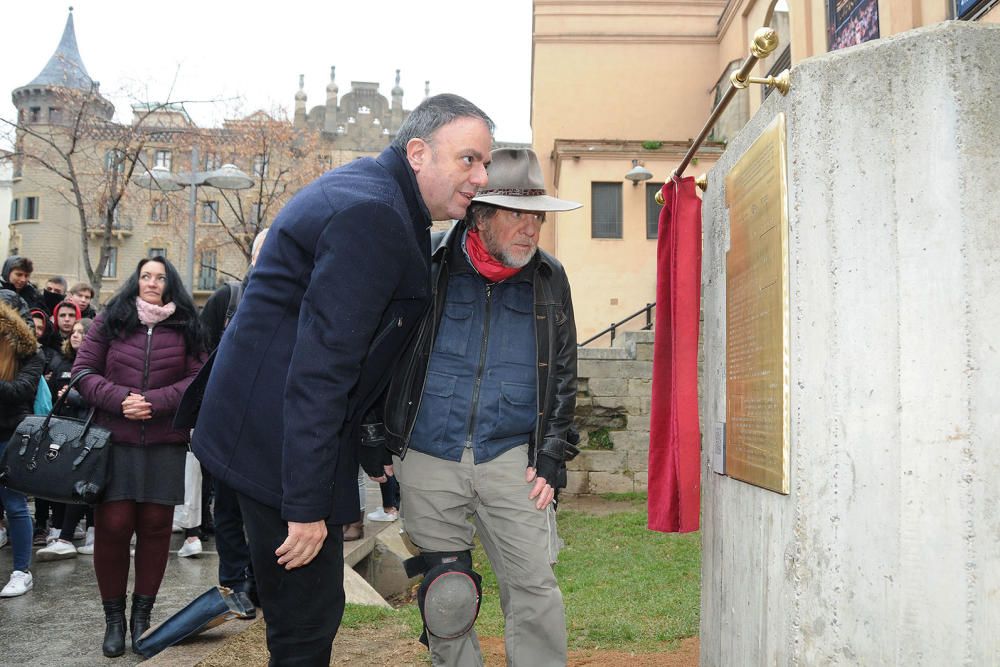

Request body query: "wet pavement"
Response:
[0, 481, 389, 665]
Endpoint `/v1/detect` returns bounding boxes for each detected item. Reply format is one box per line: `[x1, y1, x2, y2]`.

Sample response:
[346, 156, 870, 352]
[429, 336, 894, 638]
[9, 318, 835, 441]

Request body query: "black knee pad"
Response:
[414, 551, 482, 641]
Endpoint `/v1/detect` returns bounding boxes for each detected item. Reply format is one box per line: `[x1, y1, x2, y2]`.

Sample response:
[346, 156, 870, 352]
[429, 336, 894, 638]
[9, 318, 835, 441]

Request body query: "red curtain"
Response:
[647, 176, 702, 533]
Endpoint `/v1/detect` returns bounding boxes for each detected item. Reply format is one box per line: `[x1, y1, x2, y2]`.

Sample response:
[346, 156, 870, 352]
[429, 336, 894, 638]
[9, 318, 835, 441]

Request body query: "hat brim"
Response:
[471, 194, 582, 213]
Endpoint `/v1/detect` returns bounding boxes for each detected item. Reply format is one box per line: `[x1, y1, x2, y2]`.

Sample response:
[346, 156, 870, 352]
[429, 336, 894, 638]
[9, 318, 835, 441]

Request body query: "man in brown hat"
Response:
[378, 147, 581, 666]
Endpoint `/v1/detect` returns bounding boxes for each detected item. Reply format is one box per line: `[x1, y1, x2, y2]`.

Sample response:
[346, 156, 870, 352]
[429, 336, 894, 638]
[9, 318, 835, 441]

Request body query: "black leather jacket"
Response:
[383, 222, 578, 468]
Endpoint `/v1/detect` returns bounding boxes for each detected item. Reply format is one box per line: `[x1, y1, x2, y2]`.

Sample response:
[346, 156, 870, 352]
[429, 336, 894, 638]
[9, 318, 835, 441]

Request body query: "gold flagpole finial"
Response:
[751, 27, 779, 59]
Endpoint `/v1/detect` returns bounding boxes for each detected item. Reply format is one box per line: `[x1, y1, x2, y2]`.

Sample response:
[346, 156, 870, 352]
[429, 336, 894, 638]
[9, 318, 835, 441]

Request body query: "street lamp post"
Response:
[136, 146, 254, 292]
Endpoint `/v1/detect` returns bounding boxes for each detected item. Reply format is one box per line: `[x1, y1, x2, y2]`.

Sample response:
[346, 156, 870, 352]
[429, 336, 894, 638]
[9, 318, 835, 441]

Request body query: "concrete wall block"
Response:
[628, 378, 653, 397]
[623, 450, 648, 473]
[588, 471, 634, 495]
[564, 470, 589, 495]
[577, 347, 632, 361]
[577, 359, 620, 379]
[577, 449, 627, 472]
[588, 377, 629, 397]
[635, 342, 655, 361]
[626, 413, 651, 432]
[633, 470, 648, 493]
[614, 430, 651, 453]
[616, 360, 654, 380]
[592, 395, 641, 413]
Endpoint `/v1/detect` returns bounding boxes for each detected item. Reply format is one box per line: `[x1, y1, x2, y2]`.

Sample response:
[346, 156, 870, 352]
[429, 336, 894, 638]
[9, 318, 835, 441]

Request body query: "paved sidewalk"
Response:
[0, 480, 390, 665]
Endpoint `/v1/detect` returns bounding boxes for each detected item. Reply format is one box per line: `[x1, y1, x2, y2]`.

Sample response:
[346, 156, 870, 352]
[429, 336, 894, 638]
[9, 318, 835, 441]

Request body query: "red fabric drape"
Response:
[647, 176, 702, 533]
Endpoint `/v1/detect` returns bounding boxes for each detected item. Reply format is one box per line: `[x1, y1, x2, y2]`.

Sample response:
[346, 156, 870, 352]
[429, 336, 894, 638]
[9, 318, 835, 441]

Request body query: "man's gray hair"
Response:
[392, 94, 494, 150]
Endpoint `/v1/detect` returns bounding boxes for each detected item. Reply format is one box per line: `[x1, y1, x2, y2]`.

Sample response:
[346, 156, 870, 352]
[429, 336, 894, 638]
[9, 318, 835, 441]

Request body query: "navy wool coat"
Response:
[191, 145, 431, 524]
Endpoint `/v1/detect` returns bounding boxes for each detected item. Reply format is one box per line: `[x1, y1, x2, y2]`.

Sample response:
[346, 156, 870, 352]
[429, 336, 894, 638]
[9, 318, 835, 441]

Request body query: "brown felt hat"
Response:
[472, 148, 582, 212]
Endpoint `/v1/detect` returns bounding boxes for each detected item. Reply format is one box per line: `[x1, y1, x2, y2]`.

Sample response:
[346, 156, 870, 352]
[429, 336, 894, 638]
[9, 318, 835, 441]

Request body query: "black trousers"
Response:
[237, 493, 345, 667]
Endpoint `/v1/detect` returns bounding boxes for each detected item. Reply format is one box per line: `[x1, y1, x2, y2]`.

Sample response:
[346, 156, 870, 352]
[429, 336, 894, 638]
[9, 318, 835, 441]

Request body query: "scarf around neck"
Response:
[463, 228, 520, 283]
[136, 297, 176, 327]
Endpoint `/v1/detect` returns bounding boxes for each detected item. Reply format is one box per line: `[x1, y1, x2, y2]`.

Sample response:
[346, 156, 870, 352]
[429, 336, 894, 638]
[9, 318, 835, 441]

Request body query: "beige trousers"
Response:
[395, 445, 567, 667]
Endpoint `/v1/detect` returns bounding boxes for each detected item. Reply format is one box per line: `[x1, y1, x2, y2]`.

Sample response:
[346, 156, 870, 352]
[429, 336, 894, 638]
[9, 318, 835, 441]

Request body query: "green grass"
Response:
[371, 506, 700, 654]
[585, 427, 615, 450]
[598, 491, 648, 503]
[340, 603, 396, 629]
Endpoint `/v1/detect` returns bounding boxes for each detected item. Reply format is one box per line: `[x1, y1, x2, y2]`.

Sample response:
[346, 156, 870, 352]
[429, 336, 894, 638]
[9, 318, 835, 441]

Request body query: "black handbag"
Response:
[0, 369, 112, 504]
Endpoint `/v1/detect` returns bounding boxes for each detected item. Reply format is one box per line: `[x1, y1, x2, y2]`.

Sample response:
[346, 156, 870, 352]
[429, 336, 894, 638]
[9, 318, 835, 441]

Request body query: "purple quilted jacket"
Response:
[72, 312, 204, 445]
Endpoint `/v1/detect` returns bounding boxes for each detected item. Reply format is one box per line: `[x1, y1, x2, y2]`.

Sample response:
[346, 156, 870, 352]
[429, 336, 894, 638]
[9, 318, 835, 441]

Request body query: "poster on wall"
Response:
[827, 0, 880, 51]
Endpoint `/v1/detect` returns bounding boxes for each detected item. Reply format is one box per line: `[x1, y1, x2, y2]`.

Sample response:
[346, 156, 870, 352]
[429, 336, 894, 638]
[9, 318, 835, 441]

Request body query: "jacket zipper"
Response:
[370, 316, 403, 353]
[464, 282, 493, 450]
[140, 326, 153, 446]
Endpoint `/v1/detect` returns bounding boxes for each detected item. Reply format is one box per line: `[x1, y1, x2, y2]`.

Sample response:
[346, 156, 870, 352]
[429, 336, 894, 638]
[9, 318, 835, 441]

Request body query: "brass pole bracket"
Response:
[653, 172, 708, 205]
[747, 69, 791, 96]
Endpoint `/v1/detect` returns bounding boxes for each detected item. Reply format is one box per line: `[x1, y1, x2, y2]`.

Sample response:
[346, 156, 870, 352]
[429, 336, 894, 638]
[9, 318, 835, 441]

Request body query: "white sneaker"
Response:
[366, 507, 399, 522]
[37, 539, 78, 561]
[73, 521, 86, 540]
[46, 527, 61, 544]
[75, 526, 95, 554]
[0, 527, 7, 549]
[0, 571, 33, 598]
[178, 537, 203, 558]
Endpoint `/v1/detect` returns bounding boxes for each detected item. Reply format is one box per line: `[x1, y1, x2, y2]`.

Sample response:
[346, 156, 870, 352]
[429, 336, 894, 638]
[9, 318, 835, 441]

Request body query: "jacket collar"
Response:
[376, 145, 432, 232]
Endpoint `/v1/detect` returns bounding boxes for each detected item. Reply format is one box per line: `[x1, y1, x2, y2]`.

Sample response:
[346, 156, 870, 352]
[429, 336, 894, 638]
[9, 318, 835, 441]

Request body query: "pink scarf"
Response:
[135, 298, 176, 327]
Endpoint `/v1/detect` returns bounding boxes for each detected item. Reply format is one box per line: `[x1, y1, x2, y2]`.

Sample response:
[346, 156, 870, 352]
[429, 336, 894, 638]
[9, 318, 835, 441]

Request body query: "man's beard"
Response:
[479, 222, 537, 269]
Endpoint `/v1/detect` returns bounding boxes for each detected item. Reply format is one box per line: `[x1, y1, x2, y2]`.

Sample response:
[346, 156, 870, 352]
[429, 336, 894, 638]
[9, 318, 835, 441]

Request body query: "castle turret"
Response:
[12, 7, 113, 125]
[324, 66, 339, 133]
[293, 74, 307, 127]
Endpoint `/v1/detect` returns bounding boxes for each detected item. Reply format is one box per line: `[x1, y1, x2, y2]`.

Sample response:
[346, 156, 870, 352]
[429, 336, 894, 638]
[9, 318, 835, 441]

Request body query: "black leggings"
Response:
[57, 505, 94, 542]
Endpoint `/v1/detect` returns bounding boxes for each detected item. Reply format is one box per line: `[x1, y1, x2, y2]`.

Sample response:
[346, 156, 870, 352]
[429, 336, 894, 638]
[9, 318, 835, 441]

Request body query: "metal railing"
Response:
[578, 302, 655, 348]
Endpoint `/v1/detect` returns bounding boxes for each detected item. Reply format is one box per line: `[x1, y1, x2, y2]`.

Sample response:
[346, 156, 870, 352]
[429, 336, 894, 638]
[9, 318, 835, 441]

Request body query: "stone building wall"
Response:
[567, 330, 654, 495]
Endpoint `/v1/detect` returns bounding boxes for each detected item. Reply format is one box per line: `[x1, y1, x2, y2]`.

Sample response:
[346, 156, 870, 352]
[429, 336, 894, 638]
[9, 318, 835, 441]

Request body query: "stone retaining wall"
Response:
[568, 330, 654, 495]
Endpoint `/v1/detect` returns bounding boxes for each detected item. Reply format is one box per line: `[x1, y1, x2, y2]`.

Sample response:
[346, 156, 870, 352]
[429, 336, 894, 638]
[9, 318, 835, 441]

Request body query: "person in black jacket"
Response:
[0, 256, 43, 312]
[380, 148, 580, 666]
[0, 294, 46, 597]
[35, 318, 97, 562]
[186, 94, 494, 665]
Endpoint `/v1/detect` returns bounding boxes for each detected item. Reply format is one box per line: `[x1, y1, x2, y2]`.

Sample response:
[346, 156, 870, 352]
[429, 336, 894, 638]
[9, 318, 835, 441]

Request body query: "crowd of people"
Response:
[1, 93, 581, 667]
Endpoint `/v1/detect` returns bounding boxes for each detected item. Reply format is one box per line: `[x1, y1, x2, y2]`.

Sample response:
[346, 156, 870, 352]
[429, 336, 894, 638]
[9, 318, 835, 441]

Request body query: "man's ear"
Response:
[406, 137, 431, 173]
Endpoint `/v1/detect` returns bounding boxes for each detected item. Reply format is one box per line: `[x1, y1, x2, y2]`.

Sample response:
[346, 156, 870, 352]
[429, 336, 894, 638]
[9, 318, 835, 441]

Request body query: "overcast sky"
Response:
[1, 0, 535, 148]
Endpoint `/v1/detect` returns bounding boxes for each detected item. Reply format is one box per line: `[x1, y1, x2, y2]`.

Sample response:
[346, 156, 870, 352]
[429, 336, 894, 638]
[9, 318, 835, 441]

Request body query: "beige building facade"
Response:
[531, 0, 999, 341]
[8, 10, 419, 305]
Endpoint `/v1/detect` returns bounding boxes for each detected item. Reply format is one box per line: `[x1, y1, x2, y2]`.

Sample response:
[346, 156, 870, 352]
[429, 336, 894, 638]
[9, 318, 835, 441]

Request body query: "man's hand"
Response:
[526, 467, 555, 510]
[275, 520, 328, 570]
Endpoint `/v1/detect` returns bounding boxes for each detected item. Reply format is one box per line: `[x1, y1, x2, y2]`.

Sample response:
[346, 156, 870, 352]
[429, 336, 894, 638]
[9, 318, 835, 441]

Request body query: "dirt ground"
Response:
[199, 618, 699, 667]
[198, 494, 698, 666]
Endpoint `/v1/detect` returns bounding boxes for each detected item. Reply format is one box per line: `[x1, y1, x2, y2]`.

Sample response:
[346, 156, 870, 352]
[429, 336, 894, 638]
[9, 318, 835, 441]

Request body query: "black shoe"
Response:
[130, 593, 156, 654]
[101, 596, 127, 658]
[234, 591, 257, 620]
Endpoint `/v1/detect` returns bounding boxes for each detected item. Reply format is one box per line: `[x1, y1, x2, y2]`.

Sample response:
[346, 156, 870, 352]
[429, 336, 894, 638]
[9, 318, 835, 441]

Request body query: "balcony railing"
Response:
[578, 302, 655, 347]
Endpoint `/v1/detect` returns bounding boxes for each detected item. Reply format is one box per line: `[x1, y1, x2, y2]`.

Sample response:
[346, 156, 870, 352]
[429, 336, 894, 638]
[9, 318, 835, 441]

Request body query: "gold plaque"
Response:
[724, 113, 790, 494]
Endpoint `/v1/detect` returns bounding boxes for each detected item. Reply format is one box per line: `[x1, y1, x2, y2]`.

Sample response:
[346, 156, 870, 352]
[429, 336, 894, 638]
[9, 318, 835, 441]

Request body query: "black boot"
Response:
[101, 596, 127, 658]
[130, 593, 156, 654]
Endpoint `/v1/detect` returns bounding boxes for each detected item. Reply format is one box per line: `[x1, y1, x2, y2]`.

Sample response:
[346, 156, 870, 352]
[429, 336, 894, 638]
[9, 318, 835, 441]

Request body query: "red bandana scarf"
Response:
[464, 228, 520, 282]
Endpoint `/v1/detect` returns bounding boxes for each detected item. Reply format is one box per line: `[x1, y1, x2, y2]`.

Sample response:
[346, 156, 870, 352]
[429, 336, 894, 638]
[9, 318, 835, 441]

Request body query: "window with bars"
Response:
[154, 150, 172, 170]
[102, 248, 118, 278]
[645, 183, 661, 239]
[204, 153, 221, 171]
[253, 154, 268, 179]
[105, 150, 126, 173]
[591, 183, 622, 239]
[148, 247, 167, 259]
[150, 200, 169, 223]
[23, 197, 39, 220]
[198, 250, 218, 290]
[201, 201, 219, 224]
[9, 199, 19, 222]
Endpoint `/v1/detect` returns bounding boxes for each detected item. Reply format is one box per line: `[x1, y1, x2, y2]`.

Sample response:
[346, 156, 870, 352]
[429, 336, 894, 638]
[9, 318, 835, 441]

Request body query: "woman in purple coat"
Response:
[73, 257, 204, 657]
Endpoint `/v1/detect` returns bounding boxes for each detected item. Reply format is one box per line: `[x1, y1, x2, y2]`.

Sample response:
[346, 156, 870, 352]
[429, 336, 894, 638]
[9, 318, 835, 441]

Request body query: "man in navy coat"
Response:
[190, 94, 494, 665]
